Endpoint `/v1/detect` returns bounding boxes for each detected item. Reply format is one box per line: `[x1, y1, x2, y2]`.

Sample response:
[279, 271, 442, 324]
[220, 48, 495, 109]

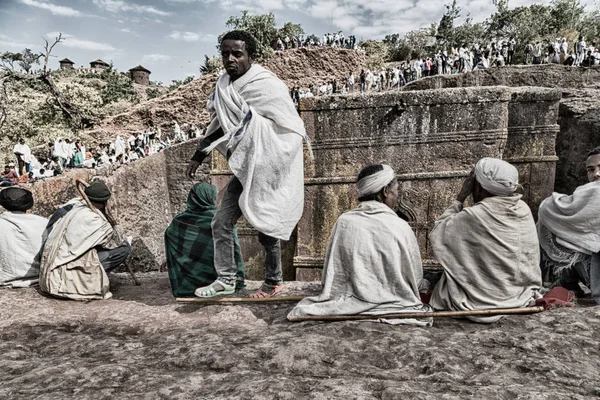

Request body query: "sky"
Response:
[0, 0, 597, 83]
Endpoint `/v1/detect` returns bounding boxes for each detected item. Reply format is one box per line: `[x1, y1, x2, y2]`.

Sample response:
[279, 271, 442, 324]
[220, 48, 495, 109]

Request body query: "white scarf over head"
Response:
[356, 164, 395, 197]
[474, 158, 519, 196]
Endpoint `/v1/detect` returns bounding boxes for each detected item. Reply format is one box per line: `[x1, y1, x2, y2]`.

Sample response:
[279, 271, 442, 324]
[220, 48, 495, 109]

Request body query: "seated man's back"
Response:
[289, 164, 431, 326]
[429, 158, 542, 323]
[537, 147, 600, 303]
[40, 180, 130, 300]
[0, 188, 48, 287]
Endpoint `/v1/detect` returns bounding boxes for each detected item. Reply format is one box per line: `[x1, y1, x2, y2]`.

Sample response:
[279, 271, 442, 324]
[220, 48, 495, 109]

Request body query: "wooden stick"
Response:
[287, 306, 545, 322]
[176, 296, 305, 304]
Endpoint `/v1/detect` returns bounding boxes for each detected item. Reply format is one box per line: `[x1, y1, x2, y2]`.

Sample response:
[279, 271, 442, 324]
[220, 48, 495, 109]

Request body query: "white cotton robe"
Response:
[40, 201, 125, 300]
[0, 212, 48, 287]
[288, 201, 432, 326]
[429, 196, 542, 323]
[202, 64, 306, 240]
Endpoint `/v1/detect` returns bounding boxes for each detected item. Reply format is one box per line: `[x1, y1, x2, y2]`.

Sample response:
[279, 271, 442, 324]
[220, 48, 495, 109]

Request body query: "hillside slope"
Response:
[83, 47, 368, 145]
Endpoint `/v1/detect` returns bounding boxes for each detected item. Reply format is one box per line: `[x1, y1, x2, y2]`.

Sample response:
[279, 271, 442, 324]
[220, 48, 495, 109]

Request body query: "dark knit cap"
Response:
[0, 187, 34, 212]
[84, 180, 112, 202]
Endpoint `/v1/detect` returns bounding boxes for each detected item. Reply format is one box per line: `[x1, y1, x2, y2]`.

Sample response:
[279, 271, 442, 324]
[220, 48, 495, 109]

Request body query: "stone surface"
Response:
[404, 65, 600, 196]
[295, 86, 558, 271]
[0, 273, 599, 399]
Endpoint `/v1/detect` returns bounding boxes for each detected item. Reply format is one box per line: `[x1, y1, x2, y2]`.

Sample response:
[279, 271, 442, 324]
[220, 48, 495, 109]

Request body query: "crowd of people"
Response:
[1, 120, 203, 187]
[275, 31, 358, 51]
[0, 31, 597, 328]
[287, 36, 600, 102]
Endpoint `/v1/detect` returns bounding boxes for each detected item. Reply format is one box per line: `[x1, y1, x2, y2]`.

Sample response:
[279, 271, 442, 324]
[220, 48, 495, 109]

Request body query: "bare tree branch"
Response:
[42, 33, 63, 75]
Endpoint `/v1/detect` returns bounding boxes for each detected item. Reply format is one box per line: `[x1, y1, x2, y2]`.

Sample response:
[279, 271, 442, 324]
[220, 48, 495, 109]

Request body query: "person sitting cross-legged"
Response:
[0, 187, 48, 287]
[288, 164, 432, 326]
[537, 147, 600, 304]
[429, 158, 543, 323]
[39, 180, 131, 300]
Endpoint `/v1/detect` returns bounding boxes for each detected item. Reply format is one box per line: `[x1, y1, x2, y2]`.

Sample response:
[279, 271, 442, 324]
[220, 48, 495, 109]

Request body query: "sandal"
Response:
[194, 279, 236, 298]
[250, 283, 284, 299]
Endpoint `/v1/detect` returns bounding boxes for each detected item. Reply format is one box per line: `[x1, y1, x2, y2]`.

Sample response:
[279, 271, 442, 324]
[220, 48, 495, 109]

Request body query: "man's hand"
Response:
[456, 170, 475, 203]
[186, 160, 202, 179]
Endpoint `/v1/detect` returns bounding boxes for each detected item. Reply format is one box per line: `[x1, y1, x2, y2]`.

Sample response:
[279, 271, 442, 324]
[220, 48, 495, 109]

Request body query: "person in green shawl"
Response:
[165, 183, 245, 297]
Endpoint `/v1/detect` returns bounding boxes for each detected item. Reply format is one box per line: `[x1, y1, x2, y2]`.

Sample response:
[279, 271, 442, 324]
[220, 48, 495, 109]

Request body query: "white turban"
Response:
[474, 158, 519, 196]
[357, 164, 396, 197]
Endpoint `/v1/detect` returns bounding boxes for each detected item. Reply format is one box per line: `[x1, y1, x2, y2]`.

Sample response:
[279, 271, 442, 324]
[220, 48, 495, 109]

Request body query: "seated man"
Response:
[0, 188, 48, 287]
[537, 147, 600, 304]
[39, 180, 131, 300]
[1, 165, 18, 187]
[164, 183, 245, 297]
[429, 158, 542, 323]
[288, 164, 431, 326]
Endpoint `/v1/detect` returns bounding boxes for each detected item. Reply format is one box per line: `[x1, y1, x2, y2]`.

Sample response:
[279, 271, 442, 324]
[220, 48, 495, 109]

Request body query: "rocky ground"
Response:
[1, 273, 599, 399]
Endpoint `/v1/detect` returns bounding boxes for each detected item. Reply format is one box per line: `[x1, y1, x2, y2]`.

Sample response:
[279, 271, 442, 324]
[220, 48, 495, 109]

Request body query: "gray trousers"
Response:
[97, 243, 131, 273]
[212, 176, 283, 287]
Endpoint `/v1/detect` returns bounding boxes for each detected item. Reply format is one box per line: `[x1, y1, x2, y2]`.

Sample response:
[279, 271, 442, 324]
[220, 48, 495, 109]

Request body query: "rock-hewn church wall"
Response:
[403, 65, 597, 195]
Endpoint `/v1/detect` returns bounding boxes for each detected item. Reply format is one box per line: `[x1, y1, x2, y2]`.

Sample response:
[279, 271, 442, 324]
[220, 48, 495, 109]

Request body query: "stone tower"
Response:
[59, 58, 74, 69]
[129, 65, 151, 85]
[90, 59, 110, 70]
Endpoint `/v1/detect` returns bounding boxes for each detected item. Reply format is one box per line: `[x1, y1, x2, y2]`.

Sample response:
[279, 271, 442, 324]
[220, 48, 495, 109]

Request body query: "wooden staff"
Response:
[176, 296, 305, 304]
[287, 306, 545, 322]
[76, 179, 140, 286]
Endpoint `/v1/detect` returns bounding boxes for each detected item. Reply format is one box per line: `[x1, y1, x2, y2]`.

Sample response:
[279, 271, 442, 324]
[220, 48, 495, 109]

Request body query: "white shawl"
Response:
[429, 196, 542, 323]
[202, 64, 307, 240]
[288, 201, 432, 326]
[40, 201, 119, 300]
[0, 212, 48, 287]
[537, 182, 600, 254]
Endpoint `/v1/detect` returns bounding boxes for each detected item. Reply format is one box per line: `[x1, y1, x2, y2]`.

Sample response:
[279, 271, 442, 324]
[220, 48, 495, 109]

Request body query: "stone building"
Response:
[59, 58, 74, 70]
[90, 59, 110, 70]
[129, 65, 151, 85]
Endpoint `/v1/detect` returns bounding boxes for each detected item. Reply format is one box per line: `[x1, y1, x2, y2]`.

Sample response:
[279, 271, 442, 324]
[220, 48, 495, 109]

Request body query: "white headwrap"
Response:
[357, 164, 396, 197]
[474, 157, 519, 196]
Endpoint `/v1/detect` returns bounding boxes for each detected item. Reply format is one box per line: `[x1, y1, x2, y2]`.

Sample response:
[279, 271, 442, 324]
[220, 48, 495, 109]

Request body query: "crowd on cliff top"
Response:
[1, 121, 203, 187]
[288, 36, 599, 103]
[275, 31, 358, 51]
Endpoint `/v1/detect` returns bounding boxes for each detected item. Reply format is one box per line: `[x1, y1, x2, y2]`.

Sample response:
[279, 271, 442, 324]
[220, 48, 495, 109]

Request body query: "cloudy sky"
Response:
[0, 0, 596, 83]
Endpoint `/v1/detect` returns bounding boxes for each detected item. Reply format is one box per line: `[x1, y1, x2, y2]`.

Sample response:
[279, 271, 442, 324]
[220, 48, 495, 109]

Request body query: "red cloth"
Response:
[535, 287, 575, 310]
[3, 170, 18, 183]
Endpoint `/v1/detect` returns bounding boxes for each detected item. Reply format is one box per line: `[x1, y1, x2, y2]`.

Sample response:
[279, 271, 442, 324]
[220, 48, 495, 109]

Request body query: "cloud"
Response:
[168, 31, 201, 41]
[0, 34, 36, 49]
[142, 54, 172, 62]
[46, 32, 116, 51]
[19, 0, 84, 17]
[93, 0, 171, 16]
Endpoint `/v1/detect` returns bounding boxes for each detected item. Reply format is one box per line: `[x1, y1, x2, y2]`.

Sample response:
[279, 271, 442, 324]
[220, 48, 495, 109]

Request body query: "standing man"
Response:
[186, 31, 308, 298]
[13, 138, 32, 176]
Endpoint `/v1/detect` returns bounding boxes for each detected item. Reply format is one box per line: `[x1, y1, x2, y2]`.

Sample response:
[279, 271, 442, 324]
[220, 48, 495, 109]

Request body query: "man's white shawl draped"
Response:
[288, 201, 432, 326]
[537, 182, 600, 255]
[0, 212, 48, 287]
[201, 64, 306, 240]
[429, 196, 542, 323]
[40, 201, 124, 300]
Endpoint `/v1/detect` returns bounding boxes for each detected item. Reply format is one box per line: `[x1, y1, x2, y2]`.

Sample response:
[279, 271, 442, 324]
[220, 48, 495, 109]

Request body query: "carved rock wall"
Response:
[209, 86, 560, 280]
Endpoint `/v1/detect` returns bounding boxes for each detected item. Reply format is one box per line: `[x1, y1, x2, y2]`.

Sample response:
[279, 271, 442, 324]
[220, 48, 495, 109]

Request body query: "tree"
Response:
[278, 22, 304, 42]
[168, 75, 194, 91]
[219, 11, 305, 60]
[359, 40, 388, 69]
[0, 33, 91, 130]
[222, 11, 278, 59]
[199, 55, 222, 75]
[549, 0, 585, 33]
[18, 48, 42, 73]
[437, 0, 462, 47]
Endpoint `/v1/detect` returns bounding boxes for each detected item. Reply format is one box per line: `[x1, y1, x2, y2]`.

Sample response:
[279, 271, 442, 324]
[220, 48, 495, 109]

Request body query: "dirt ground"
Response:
[1, 272, 599, 400]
